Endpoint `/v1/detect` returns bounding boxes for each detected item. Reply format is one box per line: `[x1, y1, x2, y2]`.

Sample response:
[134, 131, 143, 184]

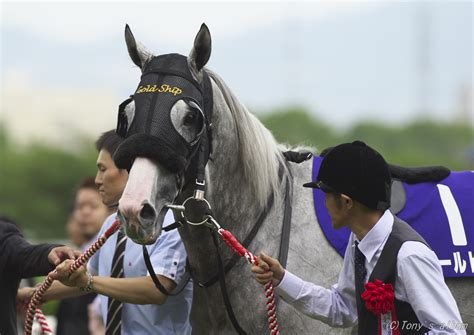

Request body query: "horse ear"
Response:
[124, 24, 151, 69]
[189, 23, 211, 73]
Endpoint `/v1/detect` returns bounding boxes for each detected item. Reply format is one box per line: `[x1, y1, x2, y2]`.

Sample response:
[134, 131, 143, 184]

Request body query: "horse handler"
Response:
[18, 130, 192, 335]
[0, 216, 79, 335]
[252, 141, 466, 334]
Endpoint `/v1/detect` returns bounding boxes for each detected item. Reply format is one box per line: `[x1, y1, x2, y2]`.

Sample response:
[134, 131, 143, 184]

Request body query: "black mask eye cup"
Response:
[180, 98, 207, 147]
[116, 96, 134, 137]
[113, 98, 207, 175]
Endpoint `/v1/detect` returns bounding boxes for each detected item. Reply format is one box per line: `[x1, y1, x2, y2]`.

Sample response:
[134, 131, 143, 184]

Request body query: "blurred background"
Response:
[1, 0, 473, 241]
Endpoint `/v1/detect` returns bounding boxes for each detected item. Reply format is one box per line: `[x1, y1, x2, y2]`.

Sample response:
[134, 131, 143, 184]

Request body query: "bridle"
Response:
[114, 53, 310, 334]
[115, 53, 215, 295]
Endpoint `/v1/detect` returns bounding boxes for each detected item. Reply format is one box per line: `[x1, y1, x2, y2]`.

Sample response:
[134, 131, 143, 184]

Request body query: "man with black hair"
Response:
[19, 130, 192, 335]
[0, 216, 78, 335]
[252, 141, 464, 334]
[68, 129, 192, 335]
[94, 130, 129, 209]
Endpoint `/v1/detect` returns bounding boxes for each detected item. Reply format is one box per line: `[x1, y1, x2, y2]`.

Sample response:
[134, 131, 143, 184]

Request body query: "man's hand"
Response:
[48, 246, 81, 266]
[251, 252, 285, 287]
[51, 259, 88, 288]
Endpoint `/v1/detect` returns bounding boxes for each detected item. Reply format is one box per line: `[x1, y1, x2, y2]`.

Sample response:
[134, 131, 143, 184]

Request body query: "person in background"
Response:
[55, 178, 110, 335]
[74, 177, 111, 243]
[66, 214, 87, 248]
[87, 293, 105, 335]
[1, 215, 78, 335]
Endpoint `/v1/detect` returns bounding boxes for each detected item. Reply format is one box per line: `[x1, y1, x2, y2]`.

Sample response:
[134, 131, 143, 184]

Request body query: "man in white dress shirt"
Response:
[55, 130, 193, 335]
[19, 130, 192, 335]
[252, 140, 465, 335]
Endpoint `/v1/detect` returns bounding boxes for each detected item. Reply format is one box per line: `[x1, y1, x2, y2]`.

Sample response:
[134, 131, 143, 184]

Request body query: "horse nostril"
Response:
[140, 203, 157, 222]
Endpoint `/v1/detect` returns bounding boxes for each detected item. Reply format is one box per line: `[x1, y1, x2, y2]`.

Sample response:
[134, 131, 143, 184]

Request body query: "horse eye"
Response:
[183, 111, 197, 126]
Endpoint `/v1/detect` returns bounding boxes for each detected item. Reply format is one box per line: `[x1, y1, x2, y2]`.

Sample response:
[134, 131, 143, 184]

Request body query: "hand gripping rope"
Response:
[24, 219, 121, 335]
[207, 216, 280, 335]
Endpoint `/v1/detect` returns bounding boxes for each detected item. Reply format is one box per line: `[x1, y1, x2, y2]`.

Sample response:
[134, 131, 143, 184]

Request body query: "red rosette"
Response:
[361, 279, 395, 315]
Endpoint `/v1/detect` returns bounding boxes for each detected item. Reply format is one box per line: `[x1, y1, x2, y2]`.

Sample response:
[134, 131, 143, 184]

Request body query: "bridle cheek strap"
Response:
[192, 70, 213, 197]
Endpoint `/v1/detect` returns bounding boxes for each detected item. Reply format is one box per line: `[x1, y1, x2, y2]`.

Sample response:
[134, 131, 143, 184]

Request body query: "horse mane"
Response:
[206, 69, 287, 208]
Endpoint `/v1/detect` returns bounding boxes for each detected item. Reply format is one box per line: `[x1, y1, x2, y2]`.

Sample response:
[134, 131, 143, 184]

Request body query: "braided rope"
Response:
[34, 309, 53, 334]
[24, 220, 121, 335]
[218, 228, 280, 335]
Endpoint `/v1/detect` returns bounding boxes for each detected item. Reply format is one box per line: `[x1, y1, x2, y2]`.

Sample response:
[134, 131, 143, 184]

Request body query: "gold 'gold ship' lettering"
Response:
[136, 84, 183, 96]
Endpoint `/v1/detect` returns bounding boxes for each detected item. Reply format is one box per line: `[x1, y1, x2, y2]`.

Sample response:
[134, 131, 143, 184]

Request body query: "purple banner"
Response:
[312, 156, 474, 278]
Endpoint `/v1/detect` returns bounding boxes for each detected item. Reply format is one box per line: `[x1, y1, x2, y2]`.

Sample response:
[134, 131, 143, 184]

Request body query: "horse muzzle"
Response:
[117, 157, 180, 245]
[117, 201, 161, 245]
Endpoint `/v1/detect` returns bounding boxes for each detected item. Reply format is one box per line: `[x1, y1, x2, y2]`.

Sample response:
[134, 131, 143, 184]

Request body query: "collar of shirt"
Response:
[353, 210, 393, 264]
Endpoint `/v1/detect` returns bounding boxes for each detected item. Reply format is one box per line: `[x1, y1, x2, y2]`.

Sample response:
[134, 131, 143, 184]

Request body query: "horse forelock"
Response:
[206, 69, 286, 208]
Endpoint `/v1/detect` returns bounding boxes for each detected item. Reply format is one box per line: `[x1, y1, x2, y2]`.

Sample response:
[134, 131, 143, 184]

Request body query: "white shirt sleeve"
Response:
[275, 240, 358, 328]
[275, 271, 357, 328]
[397, 241, 466, 335]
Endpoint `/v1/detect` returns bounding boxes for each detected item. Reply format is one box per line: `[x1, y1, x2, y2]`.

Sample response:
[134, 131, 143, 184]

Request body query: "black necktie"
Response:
[106, 231, 126, 335]
[354, 241, 367, 313]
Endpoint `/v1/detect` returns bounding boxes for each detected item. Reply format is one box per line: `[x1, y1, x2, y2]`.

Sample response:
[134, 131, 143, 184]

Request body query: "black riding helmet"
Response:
[304, 140, 391, 211]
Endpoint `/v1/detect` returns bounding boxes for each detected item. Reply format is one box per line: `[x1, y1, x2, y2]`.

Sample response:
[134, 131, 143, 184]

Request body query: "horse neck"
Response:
[179, 75, 287, 282]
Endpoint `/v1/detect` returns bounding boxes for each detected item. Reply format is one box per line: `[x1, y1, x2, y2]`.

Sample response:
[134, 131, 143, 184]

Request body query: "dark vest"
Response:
[357, 217, 430, 335]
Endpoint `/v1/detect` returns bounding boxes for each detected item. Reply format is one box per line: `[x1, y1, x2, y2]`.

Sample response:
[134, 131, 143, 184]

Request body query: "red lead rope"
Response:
[219, 228, 280, 335]
[33, 309, 52, 334]
[24, 220, 280, 334]
[24, 220, 121, 335]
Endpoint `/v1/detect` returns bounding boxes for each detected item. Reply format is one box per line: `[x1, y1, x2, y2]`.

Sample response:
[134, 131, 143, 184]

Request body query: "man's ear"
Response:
[341, 194, 353, 209]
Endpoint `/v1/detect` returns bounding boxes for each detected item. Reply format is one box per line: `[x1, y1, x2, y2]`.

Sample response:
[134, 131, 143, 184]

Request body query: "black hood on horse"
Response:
[114, 53, 213, 176]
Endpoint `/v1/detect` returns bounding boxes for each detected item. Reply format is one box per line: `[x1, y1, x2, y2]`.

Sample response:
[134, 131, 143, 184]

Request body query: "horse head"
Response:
[114, 23, 283, 249]
[113, 24, 215, 244]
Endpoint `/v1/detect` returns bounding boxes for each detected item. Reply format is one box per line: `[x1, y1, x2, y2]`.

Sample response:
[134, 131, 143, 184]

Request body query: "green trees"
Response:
[0, 126, 98, 239]
[259, 107, 338, 150]
[260, 109, 473, 171]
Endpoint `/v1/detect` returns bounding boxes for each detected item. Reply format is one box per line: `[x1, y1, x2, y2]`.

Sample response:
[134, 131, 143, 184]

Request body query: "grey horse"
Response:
[115, 24, 473, 334]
